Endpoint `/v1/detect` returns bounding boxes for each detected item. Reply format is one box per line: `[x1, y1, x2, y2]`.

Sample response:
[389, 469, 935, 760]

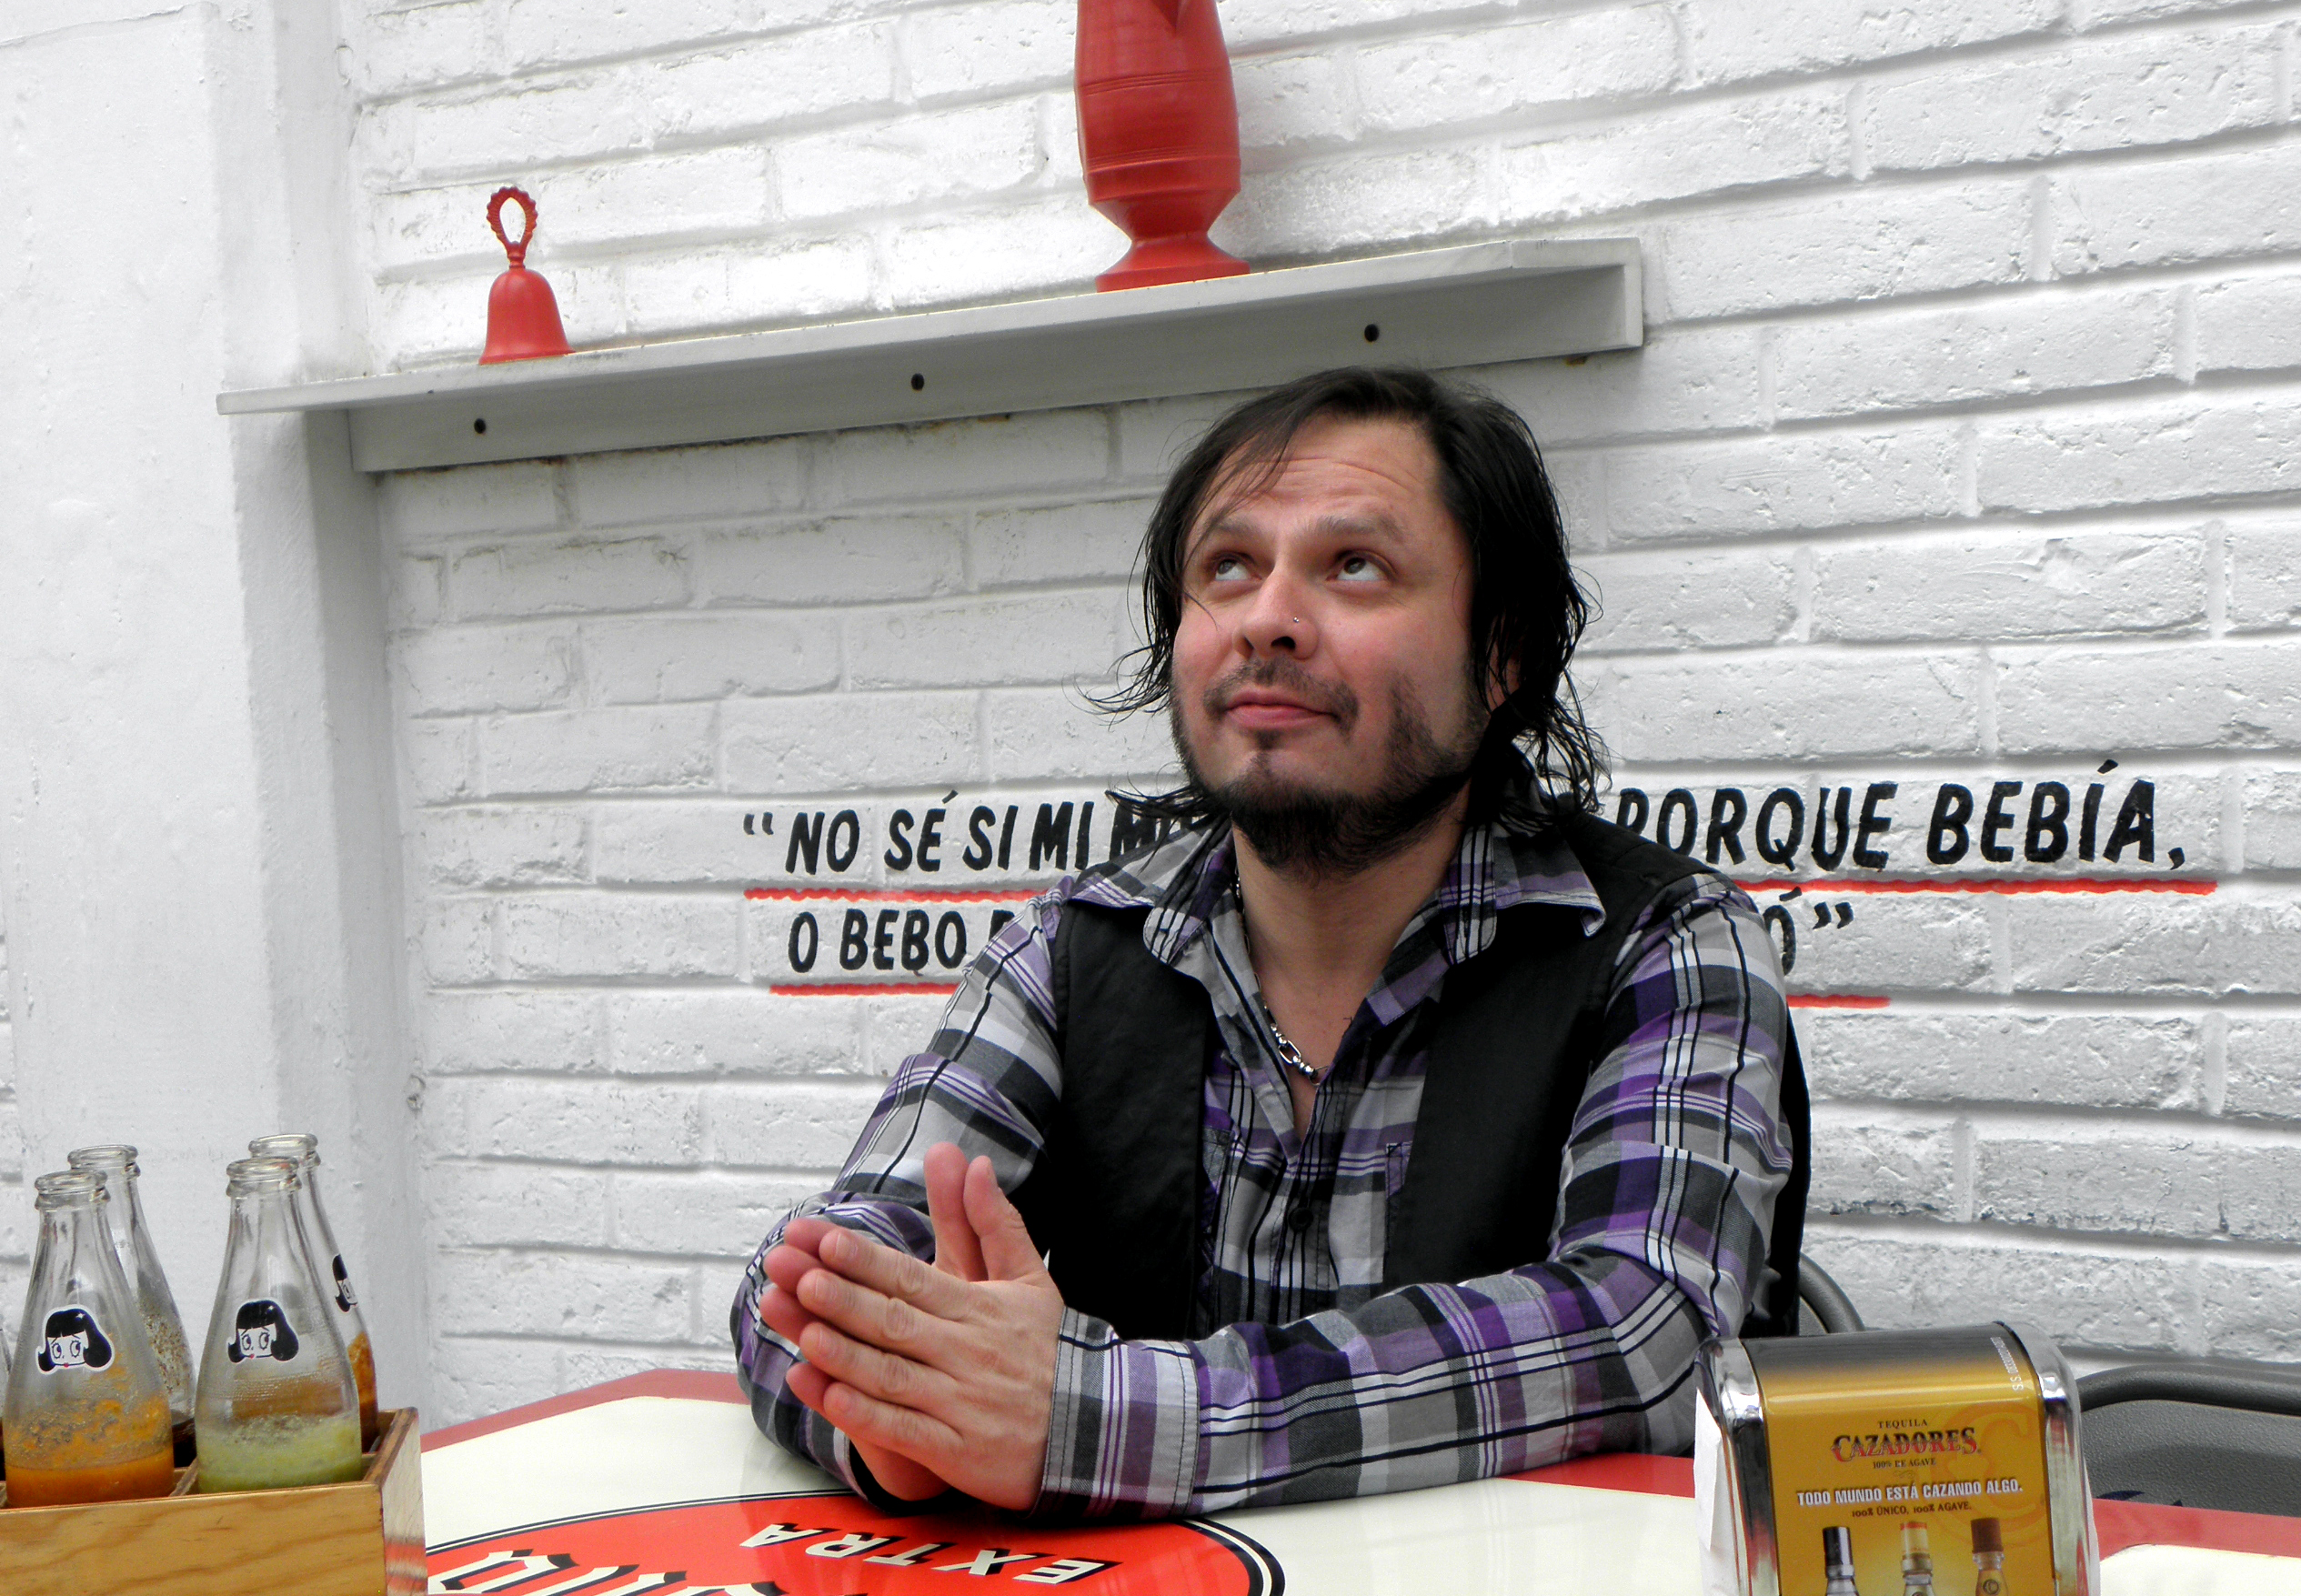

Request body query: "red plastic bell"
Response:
[479, 186, 571, 365]
[1076, 0, 1251, 292]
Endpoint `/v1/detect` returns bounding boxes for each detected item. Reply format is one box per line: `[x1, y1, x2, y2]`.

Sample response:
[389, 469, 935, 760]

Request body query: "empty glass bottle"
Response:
[4, 1170, 176, 1505]
[193, 1157, 362, 1492]
[67, 1145, 196, 1464]
[248, 1132, 377, 1450]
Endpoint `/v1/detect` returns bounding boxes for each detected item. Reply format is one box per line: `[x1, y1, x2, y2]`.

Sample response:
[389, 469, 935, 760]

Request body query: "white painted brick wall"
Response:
[352, 0, 2301, 1418]
[0, 924, 23, 1342]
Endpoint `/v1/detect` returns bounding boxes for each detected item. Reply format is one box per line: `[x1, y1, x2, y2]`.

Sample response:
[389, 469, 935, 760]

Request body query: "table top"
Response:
[419, 1370, 2301, 1596]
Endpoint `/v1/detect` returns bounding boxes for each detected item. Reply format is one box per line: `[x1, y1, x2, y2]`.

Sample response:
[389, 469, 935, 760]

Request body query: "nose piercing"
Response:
[1290, 617, 1301, 626]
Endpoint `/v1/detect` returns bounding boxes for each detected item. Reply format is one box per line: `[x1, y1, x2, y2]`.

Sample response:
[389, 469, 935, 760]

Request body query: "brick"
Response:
[593, 801, 861, 887]
[2051, 142, 2301, 276]
[2199, 1256, 2301, 1362]
[698, 516, 967, 605]
[1216, 0, 1513, 48]
[421, 991, 605, 1074]
[1584, 652, 1984, 761]
[1497, 88, 1847, 227]
[619, 236, 878, 335]
[429, 1163, 611, 1247]
[1811, 528, 2206, 644]
[420, 898, 495, 985]
[642, 24, 898, 139]
[427, 1078, 707, 1163]
[1655, 180, 2030, 320]
[1576, 549, 1797, 652]
[414, 806, 588, 889]
[970, 497, 1154, 588]
[479, 704, 717, 795]
[1225, 146, 1487, 258]
[435, 1250, 695, 1341]
[582, 613, 842, 703]
[378, 462, 560, 544]
[860, 990, 960, 1075]
[397, 623, 578, 715]
[1602, 423, 1965, 542]
[2008, 894, 2301, 999]
[390, 554, 446, 631]
[1807, 1104, 1961, 1219]
[1475, 325, 1768, 447]
[400, 72, 648, 179]
[878, 196, 1121, 307]
[1995, 640, 2301, 754]
[1771, 288, 2178, 422]
[1803, 1229, 2192, 1349]
[1682, 0, 2058, 85]
[1233, 52, 1354, 154]
[2196, 272, 2301, 378]
[1114, 392, 1242, 484]
[607, 989, 862, 1076]
[1977, 1123, 2301, 1241]
[819, 411, 1110, 507]
[844, 592, 1128, 689]
[1977, 396, 2301, 515]
[613, 1170, 823, 1255]
[450, 536, 689, 619]
[2241, 772, 2301, 871]
[1354, 6, 1679, 133]
[402, 718, 478, 803]
[0, 1093, 22, 1180]
[1786, 896, 1995, 995]
[428, 1339, 559, 1430]
[345, 2, 493, 98]
[376, 156, 771, 270]
[2228, 522, 2301, 633]
[777, 100, 1042, 223]
[570, 439, 808, 529]
[502, 0, 766, 69]
[1801, 1011, 2199, 1109]
[723, 691, 979, 789]
[902, 0, 1072, 101]
[983, 688, 1181, 783]
[497, 892, 742, 979]
[564, 1347, 740, 1390]
[705, 1079, 887, 1168]
[1863, 26, 2283, 173]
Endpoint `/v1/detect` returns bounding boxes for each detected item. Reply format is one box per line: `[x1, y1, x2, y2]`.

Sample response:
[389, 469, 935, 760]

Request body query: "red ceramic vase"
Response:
[1076, 0, 1250, 292]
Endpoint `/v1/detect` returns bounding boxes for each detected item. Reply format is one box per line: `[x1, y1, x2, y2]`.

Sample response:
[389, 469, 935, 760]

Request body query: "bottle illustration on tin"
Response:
[67, 1144, 196, 1464]
[1823, 1525, 1862, 1596]
[1900, 1523, 1934, 1596]
[3, 1170, 176, 1504]
[192, 1156, 363, 1492]
[249, 1132, 377, 1450]
[1971, 1518, 2007, 1596]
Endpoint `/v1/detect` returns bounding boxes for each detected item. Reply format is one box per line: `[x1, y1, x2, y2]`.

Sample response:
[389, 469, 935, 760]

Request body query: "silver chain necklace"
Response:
[1237, 880, 1327, 1081]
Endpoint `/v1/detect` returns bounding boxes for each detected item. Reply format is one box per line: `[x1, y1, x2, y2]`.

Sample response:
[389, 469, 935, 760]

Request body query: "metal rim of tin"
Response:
[1697, 1337, 1783, 1596]
[2000, 1320, 2099, 1596]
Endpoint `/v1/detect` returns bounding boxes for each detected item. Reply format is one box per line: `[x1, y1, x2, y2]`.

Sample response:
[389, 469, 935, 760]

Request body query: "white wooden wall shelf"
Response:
[217, 237, 1642, 472]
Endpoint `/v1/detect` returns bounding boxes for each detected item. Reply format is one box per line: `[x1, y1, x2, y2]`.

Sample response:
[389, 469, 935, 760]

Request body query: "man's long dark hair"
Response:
[1099, 366, 1604, 819]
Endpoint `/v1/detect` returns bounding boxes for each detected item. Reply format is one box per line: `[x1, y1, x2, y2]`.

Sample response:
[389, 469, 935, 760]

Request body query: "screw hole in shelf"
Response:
[1363, 324, 1381, 343]
[473, 417, 487, 434]
[910, 373, 925, 391]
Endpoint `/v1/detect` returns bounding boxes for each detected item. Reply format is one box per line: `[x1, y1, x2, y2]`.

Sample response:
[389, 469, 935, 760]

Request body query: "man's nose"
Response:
[1238, 567, 1319, 657]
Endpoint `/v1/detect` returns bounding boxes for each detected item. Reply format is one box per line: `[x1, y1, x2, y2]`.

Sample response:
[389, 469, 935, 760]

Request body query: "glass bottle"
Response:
[1899, 1523, 1934, 1596]
[4, 1170, 176, 1505]
[1823, 1526, 1862, 1596]
[249, 1132, 377, 1450]
[67, 1145, 196, 1465]
[1970, 1518, 2006, 1596]
[193, 1157, 363, 1492]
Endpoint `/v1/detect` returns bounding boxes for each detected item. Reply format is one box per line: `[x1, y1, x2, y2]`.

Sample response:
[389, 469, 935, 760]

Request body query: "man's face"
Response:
[1170, 415, 1492, 872]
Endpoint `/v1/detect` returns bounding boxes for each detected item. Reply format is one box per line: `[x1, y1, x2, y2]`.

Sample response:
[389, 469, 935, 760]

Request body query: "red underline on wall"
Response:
[769, 981, 962, 998]
[744, 887, 1041, 903]
[1787, 994, 1892, 1009]
[1735, 875, 2216, 897]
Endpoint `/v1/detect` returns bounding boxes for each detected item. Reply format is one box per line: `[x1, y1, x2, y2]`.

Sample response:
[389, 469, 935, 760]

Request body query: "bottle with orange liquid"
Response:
[193, 1157, 362, 1492]
[3, 1170, 176, 1505]
[248, 1133, 377, 1450]
[67, 1145, 196, 1465]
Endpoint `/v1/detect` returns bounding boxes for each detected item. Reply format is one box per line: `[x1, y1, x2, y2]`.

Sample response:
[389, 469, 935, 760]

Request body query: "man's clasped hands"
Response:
[757, 1141, 1064, 1511]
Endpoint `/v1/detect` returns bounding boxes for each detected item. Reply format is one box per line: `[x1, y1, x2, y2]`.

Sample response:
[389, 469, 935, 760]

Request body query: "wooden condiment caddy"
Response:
[0, 1406, 423, 1595]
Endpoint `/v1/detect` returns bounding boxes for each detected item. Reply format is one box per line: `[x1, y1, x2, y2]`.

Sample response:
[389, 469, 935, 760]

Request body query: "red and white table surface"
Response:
[419, 1370, 2301, 1596]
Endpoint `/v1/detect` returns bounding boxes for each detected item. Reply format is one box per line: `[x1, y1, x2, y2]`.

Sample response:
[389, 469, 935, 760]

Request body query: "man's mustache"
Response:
[1201, 657, 1360, 731]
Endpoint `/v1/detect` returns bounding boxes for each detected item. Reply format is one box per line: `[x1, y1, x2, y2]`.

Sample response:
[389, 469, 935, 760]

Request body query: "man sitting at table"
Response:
[731, 366, 1809, 1520]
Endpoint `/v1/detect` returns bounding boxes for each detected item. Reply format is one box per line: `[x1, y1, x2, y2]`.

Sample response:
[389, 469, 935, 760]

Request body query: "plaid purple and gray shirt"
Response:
[732, 778, 1795, 1520]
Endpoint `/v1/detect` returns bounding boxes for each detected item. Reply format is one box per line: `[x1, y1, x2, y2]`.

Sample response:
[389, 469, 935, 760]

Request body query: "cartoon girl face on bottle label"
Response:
[227, 1300, 302, 1364]
[38, 1305, 115, 1372]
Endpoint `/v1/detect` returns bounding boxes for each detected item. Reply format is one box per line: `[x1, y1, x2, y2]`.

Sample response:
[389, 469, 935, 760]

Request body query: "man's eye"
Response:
[1209, 555, 1251, 581]
[1335, 554, 1382, 582]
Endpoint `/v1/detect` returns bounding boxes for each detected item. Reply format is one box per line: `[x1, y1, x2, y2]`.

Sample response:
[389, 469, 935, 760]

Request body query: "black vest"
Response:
[1011, 811, 1811, 1342]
